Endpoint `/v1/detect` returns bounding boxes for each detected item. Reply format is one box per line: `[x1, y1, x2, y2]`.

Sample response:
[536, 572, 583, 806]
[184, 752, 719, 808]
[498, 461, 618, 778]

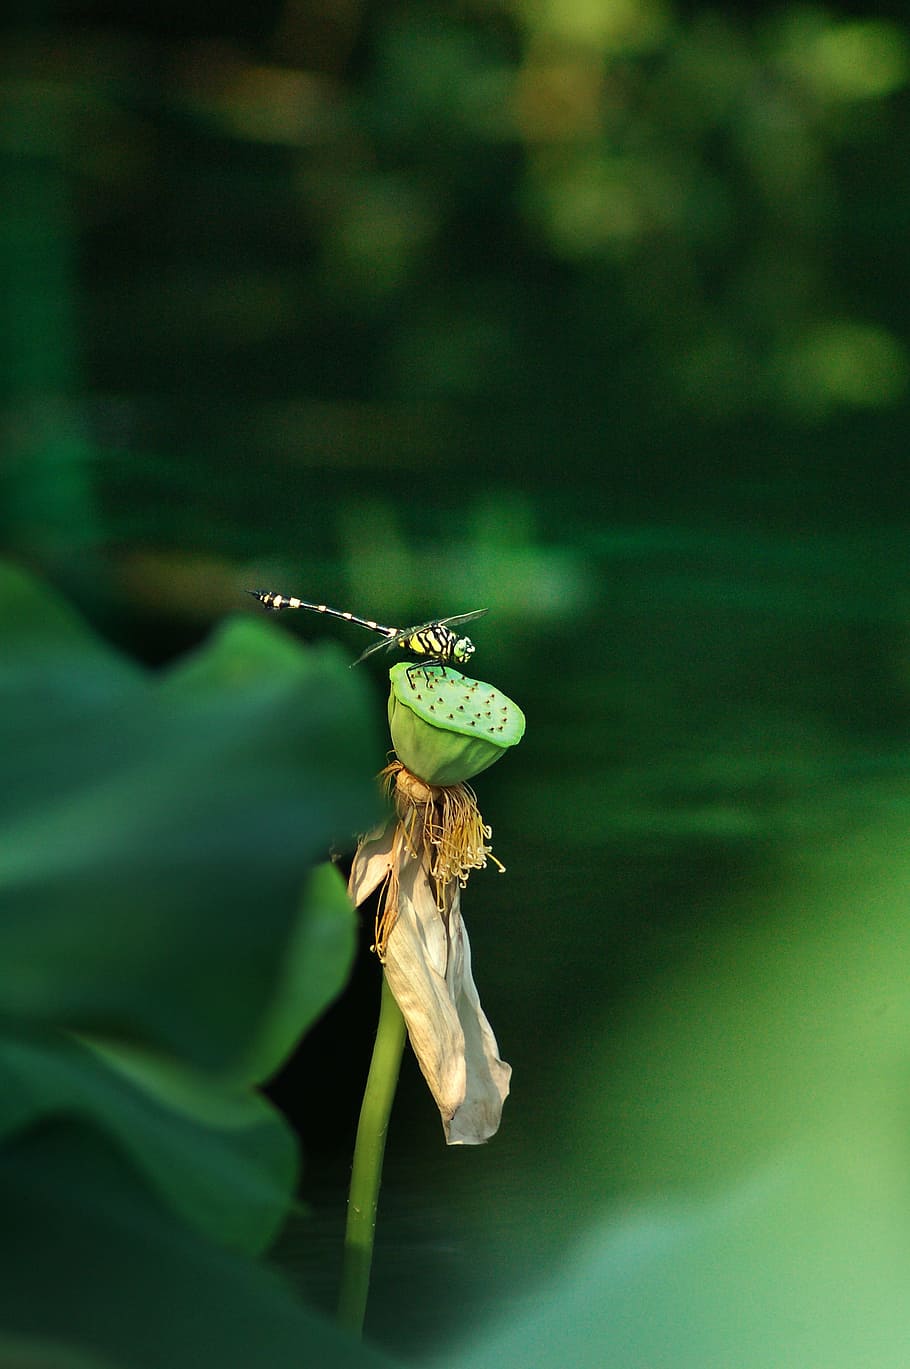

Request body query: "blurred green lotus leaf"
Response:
[0, 562, 378, 1069]
[0, 1031, 296, 1253]
[0, 1120, 397, 1369]
[449, 1143, 910, 1369]
[234, 860, 357, 1086]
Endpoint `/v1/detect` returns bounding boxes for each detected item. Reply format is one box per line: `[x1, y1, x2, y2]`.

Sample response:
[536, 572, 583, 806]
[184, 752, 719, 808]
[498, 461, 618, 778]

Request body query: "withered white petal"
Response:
[383, 863, 510, 1146]
[445, 896, 512, 1146]
[347, 822, 395, 906]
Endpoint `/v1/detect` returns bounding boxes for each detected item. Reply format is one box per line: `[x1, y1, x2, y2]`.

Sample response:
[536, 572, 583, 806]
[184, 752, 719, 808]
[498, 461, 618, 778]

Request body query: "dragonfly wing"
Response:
[353, 630, 408, 665]
[352, 621, 452, 666]
[434, 609, 489, 630]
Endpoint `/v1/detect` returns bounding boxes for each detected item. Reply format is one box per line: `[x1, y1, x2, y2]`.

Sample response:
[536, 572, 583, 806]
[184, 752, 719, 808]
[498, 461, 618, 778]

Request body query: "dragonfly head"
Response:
[452, 634, 476, 664]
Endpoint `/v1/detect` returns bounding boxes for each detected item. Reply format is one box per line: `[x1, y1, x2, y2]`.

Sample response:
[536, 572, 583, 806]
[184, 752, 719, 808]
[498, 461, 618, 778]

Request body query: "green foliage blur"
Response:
[3, 0, 910, 1363]
[0, 565, 386, 1364]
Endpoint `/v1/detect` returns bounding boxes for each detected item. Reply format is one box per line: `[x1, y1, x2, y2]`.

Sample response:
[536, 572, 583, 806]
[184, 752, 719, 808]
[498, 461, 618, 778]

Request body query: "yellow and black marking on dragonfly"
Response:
[247, 590, 487, 678]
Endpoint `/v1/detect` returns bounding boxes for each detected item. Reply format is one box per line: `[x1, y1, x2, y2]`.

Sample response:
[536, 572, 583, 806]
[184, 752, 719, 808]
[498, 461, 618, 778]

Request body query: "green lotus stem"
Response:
[338, 972, 407, 1335]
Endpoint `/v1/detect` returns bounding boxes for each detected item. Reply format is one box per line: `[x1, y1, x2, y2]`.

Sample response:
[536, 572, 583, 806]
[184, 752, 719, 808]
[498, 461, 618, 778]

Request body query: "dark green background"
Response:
[3, 1, 910, 1363]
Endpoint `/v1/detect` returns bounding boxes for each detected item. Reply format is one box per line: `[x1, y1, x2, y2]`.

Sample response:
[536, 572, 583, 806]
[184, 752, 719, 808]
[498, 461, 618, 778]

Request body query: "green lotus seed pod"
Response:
[387, 663, 525, 786]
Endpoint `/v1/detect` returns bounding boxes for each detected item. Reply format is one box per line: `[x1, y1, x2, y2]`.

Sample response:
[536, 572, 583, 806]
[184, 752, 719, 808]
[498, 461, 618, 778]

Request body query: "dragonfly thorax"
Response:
[405, 625, 476, 665]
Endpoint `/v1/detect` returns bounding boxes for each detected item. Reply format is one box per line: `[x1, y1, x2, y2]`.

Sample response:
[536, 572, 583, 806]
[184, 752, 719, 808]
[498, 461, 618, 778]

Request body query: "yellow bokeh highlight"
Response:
[776, 15, 909, 103]
[780, 320, 909, 413]
[523, 150, 685, 257]
[513, 0, 671, 55]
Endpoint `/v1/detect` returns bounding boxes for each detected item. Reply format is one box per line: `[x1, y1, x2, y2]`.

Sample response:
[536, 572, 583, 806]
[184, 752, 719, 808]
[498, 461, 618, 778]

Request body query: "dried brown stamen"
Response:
[370, 762, 504, 958]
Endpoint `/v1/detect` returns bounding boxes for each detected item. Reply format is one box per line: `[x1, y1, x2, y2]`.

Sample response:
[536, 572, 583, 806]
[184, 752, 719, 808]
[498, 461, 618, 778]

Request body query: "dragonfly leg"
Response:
[405, 661, 446, 688]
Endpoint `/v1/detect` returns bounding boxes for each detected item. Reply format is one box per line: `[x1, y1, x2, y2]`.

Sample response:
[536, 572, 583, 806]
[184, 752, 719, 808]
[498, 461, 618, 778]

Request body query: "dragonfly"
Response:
[247, 590, 487, 675]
